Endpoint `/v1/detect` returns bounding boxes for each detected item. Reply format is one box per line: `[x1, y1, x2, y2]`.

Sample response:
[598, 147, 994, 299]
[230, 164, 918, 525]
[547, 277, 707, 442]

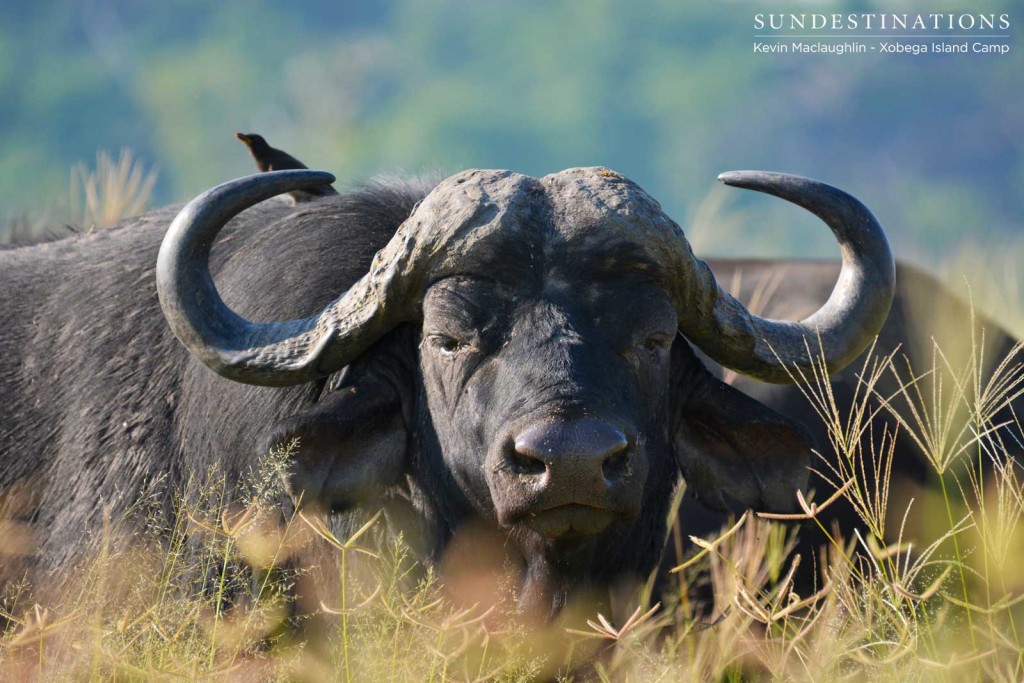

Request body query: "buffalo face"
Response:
[419, 273, 677, 541]
[158, 166, 895, 613]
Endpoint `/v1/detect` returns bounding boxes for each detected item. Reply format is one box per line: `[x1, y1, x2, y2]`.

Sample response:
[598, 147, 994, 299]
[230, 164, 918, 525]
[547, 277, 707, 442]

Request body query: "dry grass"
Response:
[2, 148, 158, 244]
[70, 148, 158, 231]
[2, 178, 1024, 678]
[3, 328, 1024, 681]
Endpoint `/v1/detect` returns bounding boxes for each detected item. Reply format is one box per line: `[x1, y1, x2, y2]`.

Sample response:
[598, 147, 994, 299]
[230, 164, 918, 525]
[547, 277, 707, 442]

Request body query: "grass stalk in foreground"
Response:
[2, 333, 1024, 679]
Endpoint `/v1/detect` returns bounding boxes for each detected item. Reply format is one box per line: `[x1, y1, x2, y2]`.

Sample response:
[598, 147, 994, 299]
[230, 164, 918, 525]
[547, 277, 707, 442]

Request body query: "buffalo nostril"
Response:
[601, 448, 629, 481]
[510, 449, 547, 476]
[513, 419, 630, 485]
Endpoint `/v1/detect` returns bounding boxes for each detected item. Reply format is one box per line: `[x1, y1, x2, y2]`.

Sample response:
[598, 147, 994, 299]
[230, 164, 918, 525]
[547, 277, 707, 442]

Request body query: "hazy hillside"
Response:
[1, 0, 1021, 259]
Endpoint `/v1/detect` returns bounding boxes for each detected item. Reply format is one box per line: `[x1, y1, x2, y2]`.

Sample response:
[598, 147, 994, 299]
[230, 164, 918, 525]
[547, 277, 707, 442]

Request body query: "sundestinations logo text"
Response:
[752, 12, 1012, 57]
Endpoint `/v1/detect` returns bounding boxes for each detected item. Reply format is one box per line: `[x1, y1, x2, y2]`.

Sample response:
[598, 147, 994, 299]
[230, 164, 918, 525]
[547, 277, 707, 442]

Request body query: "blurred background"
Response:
[1, 6, 1022, 674]
[0, 0, 1021, 267]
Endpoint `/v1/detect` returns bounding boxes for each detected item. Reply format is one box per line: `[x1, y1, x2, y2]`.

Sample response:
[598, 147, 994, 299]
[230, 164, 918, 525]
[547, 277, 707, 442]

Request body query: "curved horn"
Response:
[678, 171, 895, 384]
[157, 170, 418, 387]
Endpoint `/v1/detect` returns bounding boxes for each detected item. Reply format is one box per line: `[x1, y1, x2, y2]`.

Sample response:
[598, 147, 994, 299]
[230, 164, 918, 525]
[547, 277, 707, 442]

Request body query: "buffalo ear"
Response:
[671, 341, 814, 513]
[261, 331, 414, 512]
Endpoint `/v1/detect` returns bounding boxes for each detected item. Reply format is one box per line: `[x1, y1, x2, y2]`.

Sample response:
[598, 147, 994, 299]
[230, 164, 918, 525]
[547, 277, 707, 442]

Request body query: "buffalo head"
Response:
[156, 166, 894, 615]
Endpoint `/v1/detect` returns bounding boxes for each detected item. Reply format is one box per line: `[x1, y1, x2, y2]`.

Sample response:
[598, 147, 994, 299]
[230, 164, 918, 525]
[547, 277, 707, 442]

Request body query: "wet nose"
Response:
[512, 418, 630, 484]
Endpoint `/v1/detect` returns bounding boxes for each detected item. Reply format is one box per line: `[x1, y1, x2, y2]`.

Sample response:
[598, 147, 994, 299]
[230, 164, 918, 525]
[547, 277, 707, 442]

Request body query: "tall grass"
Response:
[69, 148, 158, 231]
[3, 240, 1024, 678]
[3, 330, 1024, 680]
[2, 148, 158, 244]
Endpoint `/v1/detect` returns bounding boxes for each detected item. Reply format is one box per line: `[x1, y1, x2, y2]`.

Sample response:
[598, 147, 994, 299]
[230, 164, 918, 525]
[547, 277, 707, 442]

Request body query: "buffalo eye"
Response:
[428, 333, 470, 357]
[639, 332, 674, 354]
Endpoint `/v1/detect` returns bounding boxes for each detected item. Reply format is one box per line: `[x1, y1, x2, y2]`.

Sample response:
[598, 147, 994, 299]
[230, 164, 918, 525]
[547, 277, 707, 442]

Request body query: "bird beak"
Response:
[235, 133, 252, 146]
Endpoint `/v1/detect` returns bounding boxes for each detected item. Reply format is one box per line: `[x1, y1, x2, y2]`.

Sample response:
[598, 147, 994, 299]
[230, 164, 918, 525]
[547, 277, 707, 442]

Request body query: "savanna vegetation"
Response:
[2, 328, 1024, 680]
[1, 156, 1024, 681]
[2, 0, 1023, 679]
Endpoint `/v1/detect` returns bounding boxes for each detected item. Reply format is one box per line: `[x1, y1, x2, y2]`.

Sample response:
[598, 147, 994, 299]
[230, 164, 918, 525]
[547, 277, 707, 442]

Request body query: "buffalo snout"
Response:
[512, 419, 630, 484]
[488, 418, 648, 538]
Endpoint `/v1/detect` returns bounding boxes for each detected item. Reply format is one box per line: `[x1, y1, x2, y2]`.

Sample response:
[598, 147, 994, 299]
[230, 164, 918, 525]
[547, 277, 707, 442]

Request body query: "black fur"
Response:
[0, 179, 432, 568]
[0, 175, 814, 618]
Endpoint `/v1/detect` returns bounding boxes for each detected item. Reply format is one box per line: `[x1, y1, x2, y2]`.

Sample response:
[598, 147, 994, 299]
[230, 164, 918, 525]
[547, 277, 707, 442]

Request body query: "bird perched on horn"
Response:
[235, 132, 338, 203]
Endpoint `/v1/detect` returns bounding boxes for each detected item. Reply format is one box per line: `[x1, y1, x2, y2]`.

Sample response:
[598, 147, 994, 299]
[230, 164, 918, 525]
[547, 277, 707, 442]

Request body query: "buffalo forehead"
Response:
[415, 168, 536, 276]
[418, 167, 680, 286]
[539, 167, 684, 274]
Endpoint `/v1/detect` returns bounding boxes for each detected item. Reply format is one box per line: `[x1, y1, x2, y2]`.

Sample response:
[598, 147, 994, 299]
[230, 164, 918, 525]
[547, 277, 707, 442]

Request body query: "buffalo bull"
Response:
[0, 166, 894, 617]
